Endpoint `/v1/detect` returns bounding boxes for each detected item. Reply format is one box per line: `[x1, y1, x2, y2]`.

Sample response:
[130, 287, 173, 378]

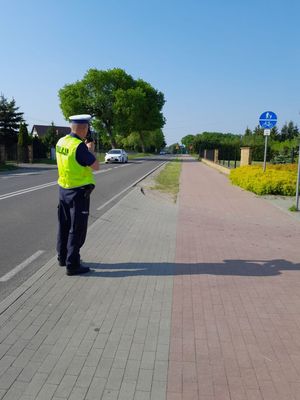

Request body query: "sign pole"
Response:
[263, 135, 268, 172]
[296, 141, 300, 210]
[259, 112, 277, 172]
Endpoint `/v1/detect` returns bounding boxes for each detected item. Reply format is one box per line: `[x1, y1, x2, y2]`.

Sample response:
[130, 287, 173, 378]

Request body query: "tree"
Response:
[149, 129, 166, 152]
[253, 125, 264, 136]
[114, 79, 165, 152]
[280, 121, 299, 141]
[0, 94, 24, 145]
[17, 123, 31, 162]
[18, 122, 30, 147]
[42, 122, 61, 152]
[59, 69, 166, 151]
[244, 127, 252, 136]
[270, 126, 279, 140]
[181, 135, 195, 151]
[59, 68, 135, 148]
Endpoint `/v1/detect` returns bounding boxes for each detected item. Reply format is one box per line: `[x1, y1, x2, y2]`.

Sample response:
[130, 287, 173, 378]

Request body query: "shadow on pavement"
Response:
[83, 259, 300, 278]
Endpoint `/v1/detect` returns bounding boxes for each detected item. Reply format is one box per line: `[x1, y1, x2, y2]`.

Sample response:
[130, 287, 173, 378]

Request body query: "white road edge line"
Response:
[0, 164, 132, 199]
[0, 250, 45, 282]
[0, 181, 57, 200]
[97, 161, 166, 211]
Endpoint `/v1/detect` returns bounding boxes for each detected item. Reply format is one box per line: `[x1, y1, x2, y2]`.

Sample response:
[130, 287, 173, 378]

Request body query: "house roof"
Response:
[31, 125, 71, 137]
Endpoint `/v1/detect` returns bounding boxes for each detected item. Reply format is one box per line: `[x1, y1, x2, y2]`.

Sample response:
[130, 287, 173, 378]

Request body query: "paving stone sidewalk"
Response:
[0, 181, 178, 400]
[169, 158, 300, 400]
[1, 157, 300, 400]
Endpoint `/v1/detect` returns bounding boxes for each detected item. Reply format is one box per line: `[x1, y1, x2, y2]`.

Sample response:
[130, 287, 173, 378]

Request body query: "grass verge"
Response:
[152, 159, 182, 202]
[0, 163, 18, 171]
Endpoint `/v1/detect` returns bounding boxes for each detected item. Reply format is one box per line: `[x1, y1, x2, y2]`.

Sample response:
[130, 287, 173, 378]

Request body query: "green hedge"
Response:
[229, 164, 297, 195]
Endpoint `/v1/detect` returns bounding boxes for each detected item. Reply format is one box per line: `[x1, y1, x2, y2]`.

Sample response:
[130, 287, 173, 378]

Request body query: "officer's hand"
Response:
[86, 141, 95, 153]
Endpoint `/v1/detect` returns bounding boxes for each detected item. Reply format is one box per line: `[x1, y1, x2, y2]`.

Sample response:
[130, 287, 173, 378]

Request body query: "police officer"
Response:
[56, 114, 99, 275]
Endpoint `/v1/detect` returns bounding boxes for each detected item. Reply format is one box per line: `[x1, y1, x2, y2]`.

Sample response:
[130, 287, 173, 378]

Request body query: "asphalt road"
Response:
[0, 157, 167, 301]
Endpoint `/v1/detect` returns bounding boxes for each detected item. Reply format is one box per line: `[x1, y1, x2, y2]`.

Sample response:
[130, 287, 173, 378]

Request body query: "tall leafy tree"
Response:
[0, 95, 24, 144]
[59, 68, 135, 148]
[181, 134, 195, 150]
[114, 79, 165, 152]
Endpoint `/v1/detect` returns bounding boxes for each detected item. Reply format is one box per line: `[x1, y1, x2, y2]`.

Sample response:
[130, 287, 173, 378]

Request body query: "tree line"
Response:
[181, 122, 300, 163]
[0, 68, 166, 162]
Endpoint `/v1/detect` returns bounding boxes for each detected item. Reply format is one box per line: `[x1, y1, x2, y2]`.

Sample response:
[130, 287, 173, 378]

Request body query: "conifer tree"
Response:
[18, 122, 30, 147]
[0, 94, 24, 144]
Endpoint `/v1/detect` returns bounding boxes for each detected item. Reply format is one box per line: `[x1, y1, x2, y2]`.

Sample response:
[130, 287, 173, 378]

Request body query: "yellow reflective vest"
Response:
[56, 135, 95, 189]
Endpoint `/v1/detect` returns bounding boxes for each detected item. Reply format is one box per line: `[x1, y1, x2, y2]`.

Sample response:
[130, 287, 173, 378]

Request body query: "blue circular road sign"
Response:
[259, 111, 277, 129]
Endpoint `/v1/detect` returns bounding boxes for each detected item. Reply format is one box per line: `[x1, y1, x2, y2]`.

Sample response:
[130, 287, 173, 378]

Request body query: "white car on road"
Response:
[105, 149, 128, 164]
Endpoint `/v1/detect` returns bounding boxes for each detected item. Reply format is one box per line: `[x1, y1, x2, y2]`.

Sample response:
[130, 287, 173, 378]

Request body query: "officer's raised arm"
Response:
[86, 141, 99, 170]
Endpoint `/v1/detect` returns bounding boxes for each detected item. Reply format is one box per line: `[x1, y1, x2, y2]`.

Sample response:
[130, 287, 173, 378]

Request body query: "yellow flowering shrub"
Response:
[229, 164, 297, 195]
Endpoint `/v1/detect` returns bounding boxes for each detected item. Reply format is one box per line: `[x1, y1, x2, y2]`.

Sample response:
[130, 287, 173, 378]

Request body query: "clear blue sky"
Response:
[1, 0, 300, 145]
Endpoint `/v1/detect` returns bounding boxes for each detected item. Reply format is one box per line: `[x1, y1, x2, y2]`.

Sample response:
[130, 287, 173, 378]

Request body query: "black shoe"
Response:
[58, 257, 83, 267]
[66, 265, 90, 276]
[58, 259, 66, 267]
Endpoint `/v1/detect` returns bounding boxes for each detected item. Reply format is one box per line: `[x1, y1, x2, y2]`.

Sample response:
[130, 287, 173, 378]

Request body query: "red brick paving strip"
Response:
[168, 159, 300, 400]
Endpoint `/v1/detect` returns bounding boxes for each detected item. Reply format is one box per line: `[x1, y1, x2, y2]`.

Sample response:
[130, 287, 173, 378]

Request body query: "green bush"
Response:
[229, 164, 297, 195]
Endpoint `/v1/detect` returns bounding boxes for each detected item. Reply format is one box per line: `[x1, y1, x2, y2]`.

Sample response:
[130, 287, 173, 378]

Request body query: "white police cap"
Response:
[69, 114, 92, 124]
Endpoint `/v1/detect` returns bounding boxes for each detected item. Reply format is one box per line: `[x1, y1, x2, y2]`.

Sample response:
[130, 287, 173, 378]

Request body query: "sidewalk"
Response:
[1, 157, 300, 400]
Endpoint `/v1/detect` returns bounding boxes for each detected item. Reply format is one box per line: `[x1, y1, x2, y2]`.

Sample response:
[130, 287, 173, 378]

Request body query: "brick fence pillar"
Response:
[214, 149, 219, 163]
[240, 146, 252, 166]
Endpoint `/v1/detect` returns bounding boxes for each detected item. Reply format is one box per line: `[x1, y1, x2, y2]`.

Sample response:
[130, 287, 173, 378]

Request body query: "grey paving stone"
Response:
[65, 356, 85, 376]
[140, 351, 155, 370]
[129, 343, 144, 361]
[6, 340, 29, 358]
[118, 380, 137, 400]
[54, 374, 77, 398]
[38, 354, 60, 374]
[0, 356, 15, 376]
[17, 361, 41, 382]
[85, 348, 103, 368]
[124, 360, 141, 381]
[150, 380, 167, 400]
[136, 369, 153, 392]
[0, 345, 10, 360]
[12, 349, 35, 368]
[156, 344, 169, 362]
[94, 358, 114, 379]
[105, 367, 124, 390]
[46, 349, 76, 385]
[68, 386, 88, 400]
[75, 366, 96, 388]
[23, 373, 48, 397]
[134, 391, 150, 400]
[101, 389, 119, 400]
[85, 376, 106, 399]
[153, 361, 168, 382]
[0, 366, 22, 390]
[0, 380, 26, 400]
[35, 383, 57, 400]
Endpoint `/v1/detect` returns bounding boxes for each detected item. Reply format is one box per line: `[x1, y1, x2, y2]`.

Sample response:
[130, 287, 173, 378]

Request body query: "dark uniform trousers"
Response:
[57, 186, 92, 269]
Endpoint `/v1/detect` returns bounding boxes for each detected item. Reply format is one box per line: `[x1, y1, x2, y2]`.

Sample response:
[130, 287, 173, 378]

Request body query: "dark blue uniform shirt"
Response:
[70, 133, 96, 167]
